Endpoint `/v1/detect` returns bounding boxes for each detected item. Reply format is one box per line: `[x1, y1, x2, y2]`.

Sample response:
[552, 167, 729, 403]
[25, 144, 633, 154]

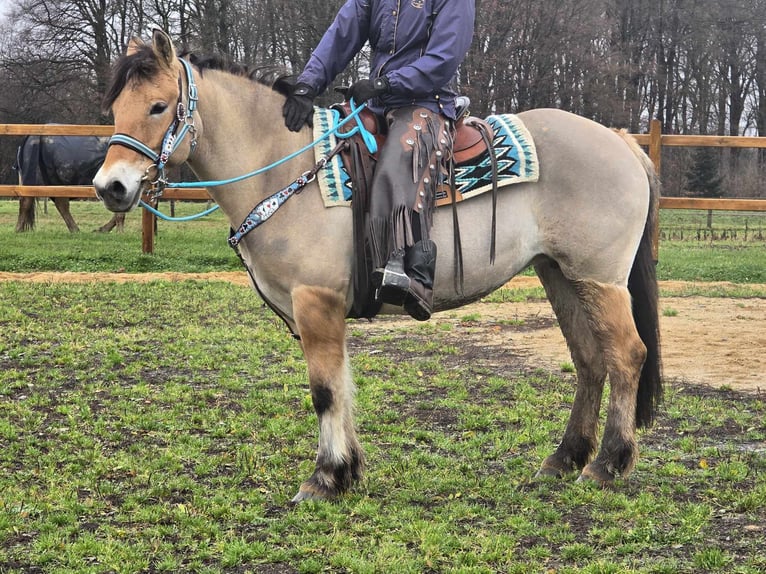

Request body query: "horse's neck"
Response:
[188, 70, 316, 223]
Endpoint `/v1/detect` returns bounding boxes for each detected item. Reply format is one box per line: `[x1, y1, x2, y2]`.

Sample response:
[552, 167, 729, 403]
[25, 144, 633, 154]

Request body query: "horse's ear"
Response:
[151, 28, 177, 69]
[126, 37, 144, 56]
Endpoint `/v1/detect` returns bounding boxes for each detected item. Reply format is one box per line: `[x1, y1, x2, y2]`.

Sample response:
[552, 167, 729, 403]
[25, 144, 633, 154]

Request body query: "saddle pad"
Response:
[313, 109, 539, 208]
[451, 114, 539, 200]
[313, 108, 353, 206]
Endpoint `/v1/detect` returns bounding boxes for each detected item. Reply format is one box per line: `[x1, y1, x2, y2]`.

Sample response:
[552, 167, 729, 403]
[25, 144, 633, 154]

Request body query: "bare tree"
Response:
[0, 0, 143, 123]
[0, 0, 764, 195]
[754, 2, 766, 162]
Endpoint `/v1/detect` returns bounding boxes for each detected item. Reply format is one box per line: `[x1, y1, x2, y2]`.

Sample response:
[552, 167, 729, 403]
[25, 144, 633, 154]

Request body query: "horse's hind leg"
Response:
[573, 279, 647, 482]
[16, 197, 35, 232]
[52, 197, 80, 233]
[291, 285, 365, 502]
[534, 260, 607, 477]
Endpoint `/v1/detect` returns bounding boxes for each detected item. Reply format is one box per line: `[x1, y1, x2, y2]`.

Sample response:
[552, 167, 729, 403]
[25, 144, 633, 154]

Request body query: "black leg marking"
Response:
[311, 384, 334, 416]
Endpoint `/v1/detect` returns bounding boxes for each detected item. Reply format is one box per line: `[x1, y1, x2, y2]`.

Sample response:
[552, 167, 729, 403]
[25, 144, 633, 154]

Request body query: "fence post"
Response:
[142, 200, 156, 254]
[649, 119, 662, 261]
[648, 119, 662, 174]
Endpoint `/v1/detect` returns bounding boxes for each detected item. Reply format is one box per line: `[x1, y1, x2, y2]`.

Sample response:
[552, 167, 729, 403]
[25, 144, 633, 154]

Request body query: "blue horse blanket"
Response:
[313, 109, 539, 207]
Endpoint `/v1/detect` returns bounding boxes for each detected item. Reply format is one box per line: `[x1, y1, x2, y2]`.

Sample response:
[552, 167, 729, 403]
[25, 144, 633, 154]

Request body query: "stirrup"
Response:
[372, 258, 410, 306]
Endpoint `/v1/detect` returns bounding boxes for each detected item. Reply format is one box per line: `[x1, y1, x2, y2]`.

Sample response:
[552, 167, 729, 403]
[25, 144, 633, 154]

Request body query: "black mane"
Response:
[102, 44, 293, 111]
[182, 51, 291, 90]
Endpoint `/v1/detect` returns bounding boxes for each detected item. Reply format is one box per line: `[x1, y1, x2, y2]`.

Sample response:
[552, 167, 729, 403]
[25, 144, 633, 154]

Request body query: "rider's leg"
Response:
[368, 106, 448, 320]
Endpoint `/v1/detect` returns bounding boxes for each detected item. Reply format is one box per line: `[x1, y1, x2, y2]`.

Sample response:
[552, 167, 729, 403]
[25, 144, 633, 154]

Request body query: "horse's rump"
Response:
[15, 135, 42, 186]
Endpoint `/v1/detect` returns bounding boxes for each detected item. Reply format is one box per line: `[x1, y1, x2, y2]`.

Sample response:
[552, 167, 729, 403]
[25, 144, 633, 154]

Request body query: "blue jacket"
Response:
[297, 0, 475, 120]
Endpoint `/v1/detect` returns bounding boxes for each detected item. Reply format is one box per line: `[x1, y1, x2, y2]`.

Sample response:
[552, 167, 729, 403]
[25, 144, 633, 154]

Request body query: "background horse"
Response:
[94, 30, 662, 503]
[14, 133, 125, 232]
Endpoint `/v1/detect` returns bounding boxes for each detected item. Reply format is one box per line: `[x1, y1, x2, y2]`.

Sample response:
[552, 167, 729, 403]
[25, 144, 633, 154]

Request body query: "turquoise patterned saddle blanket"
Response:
[313, 109, 539, 207]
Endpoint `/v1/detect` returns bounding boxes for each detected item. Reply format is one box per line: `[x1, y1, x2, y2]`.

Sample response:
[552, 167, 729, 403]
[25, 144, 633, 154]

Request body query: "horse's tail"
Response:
[619, 130, 663, 428]
[15, 136, 38, 232]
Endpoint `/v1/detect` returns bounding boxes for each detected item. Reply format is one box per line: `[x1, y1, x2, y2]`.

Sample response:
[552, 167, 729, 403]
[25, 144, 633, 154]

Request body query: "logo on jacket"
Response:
[411, 0, 424, 8]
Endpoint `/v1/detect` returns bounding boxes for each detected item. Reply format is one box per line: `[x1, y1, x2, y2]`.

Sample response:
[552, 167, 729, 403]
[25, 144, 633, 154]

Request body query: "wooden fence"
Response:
[0, 124, 209, 253]
[1, 120, 765, 254]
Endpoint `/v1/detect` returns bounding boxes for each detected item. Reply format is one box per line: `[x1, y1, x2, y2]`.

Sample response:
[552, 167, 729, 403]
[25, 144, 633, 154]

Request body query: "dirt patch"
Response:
[369, 277, 765, 395]
[430, 288, 765, 394]
[1, 272, 763, 394]
[0, 271, 253, 286]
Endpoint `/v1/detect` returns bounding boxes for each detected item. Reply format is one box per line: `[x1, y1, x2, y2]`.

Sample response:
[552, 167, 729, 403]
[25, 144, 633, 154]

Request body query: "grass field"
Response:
[0, 200, 765, 573]
[1, 280, 764, 573]
[0, 200, 241, 273]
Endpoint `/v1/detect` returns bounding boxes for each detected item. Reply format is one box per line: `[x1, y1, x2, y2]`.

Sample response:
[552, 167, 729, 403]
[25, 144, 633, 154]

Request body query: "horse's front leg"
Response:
[291, 285, 365, 502]
[52, 197, 80, 233]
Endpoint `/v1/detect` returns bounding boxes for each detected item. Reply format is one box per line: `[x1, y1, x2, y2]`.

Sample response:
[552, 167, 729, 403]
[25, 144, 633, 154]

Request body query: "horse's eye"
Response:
[150, 102, 168, 115]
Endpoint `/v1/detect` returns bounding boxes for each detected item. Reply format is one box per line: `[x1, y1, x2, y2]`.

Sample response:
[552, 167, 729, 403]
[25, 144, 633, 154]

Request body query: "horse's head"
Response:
[94, 29, 197, 212]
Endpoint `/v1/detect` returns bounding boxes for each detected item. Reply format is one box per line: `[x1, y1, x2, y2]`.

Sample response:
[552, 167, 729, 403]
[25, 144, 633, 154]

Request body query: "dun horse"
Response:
[94, 30, 662, 502]
[14, 133, 125, 233]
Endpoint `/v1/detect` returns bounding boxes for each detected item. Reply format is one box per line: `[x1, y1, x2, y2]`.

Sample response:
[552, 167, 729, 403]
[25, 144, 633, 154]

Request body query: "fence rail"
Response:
[2, 185, 209, 200]
[2, 121, 765, 253]
[0, 124, 115, 137]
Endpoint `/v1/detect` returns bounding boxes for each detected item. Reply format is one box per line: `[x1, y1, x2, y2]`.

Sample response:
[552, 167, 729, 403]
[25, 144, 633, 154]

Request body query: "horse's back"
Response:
[518, 108, 650, 198]
[429, 108, 653, 309]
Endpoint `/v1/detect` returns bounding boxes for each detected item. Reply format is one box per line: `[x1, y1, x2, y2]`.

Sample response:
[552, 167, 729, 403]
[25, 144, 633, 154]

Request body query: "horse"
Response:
[93, 29, 662, 502]
[14, 133, 125, 232]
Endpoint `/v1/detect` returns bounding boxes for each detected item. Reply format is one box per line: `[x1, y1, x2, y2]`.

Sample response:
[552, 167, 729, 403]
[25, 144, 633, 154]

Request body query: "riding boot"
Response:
[403, 240, 436, 321]
[372, 254, 410, 306]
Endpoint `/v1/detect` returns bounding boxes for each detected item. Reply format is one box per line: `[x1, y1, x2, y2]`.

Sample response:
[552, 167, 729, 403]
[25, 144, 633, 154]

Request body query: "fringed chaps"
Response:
[367, 106, 451, 269]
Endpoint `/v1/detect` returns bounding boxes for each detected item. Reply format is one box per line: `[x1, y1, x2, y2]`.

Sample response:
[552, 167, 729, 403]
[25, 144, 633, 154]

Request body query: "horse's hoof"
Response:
[536, 452, 582, 479]
[290, 480, 338, 503]
[575, 473, 595, 484]
[578, 462, 616, 484]
[535, 465, 565, 479]
[291, 490, 325, 504]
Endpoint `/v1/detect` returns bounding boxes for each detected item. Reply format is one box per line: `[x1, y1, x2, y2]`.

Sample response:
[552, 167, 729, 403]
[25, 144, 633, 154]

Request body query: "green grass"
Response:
[660, 208, 766, 241]
[0, 200, 240, 273]
[1, 280, 765, 573]
[1, 201, 764, 572]
[2, 202, 766, 285]
[657, 209, 766, 284]
[657, 242, 766, 284]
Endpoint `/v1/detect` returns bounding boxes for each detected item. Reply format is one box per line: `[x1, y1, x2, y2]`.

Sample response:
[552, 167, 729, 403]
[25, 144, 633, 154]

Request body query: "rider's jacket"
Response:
[297, 0, 475, 120]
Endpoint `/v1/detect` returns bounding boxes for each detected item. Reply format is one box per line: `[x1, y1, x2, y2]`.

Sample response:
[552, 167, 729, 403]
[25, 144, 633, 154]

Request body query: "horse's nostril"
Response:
[107, 180, 126, 197]
[95, 179, 125, 200]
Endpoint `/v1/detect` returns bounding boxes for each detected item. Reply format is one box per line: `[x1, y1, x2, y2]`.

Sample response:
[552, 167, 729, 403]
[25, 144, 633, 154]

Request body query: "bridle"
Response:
[105, 56, 373, 199]
[108, 57, 199, 197]
[104, 54, 375, 231]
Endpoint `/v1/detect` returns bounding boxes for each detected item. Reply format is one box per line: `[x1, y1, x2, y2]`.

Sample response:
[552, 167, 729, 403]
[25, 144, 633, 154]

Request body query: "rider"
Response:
[282, 0, 476, 321]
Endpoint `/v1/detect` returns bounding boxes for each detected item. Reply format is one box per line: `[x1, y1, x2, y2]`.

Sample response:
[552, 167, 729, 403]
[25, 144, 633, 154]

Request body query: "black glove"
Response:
[347, 77, 390, 105]
[283, 83, 316, 132]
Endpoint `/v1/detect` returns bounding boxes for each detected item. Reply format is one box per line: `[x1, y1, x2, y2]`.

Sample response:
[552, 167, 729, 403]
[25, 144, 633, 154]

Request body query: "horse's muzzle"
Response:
[93, 176, 142, 213]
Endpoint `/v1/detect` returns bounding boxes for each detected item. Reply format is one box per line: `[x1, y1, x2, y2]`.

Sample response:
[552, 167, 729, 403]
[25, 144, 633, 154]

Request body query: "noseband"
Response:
[108, 58, 198, 195]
